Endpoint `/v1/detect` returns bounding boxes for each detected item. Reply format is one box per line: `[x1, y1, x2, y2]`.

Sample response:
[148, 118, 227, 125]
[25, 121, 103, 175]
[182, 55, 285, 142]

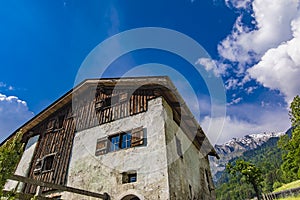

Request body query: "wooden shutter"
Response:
[95, 138, 108, 156]
[131, 127, 144, 147]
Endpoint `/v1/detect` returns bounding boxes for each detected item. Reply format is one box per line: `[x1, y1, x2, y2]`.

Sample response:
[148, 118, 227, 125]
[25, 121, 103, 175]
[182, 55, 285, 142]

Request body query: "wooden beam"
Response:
[9, 174, 110, 200]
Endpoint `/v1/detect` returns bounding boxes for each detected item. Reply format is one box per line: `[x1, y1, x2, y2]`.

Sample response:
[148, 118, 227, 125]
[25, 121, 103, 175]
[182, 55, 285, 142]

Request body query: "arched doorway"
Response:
[121, 194, 140, 200]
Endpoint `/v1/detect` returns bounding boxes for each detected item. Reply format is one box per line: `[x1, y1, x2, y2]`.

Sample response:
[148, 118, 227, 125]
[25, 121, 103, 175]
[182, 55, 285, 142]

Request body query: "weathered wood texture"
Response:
[10, 174, 110, 199]
[24, 104, 76, 194]
[74, 87, 156, 131]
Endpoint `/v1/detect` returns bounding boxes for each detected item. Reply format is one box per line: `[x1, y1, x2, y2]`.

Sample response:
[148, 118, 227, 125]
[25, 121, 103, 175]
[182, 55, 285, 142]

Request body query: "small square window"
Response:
[122, 171, 137, 184]
[128, 174, 137, 183]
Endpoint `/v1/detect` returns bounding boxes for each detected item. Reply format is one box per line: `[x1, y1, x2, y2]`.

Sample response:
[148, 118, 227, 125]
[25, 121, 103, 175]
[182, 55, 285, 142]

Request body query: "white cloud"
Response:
[248, 14, 300, 103]
[195, 58, 226, 77]
[245, 86, 258, 94]
[201, 105, 289, 144]
[0, 93, 34, 142]
[225, 0, 252, 9]
[227, 97, 243, 105]
[219, 0, 300, 103]
[220, 0, 298, 65]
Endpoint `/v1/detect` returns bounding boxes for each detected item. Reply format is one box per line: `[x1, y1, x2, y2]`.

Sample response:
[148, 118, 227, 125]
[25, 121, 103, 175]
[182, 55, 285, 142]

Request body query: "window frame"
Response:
[122, 171, 137, 184]
[95, 127, 145, 156]
[108, 131, 132, 152]
[33, 153, 56, 175]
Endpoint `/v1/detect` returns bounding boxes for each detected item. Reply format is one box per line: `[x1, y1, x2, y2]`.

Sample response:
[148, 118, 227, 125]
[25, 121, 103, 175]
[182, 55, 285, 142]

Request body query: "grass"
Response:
[274, 180, 300, 193]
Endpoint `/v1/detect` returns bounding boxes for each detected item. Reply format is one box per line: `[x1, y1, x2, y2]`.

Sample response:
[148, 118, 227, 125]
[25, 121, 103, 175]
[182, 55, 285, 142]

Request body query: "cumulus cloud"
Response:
[219, 0, 300, 103]
[201, 103, 290, 144]
[220, 0, 298, 64]
[0, 93, 34, 142]
[248, 14, 300, 103]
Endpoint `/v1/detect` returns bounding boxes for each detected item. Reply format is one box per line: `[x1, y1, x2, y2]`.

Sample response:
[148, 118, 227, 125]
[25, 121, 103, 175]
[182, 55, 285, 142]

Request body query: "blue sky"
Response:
[1, 0, 299, 144]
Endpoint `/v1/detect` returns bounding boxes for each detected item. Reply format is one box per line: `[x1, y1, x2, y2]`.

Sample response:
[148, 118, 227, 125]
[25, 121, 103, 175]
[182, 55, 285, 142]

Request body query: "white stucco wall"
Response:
[63, 97, 170, 200]
[162, 99, 216, 200]
[4, 135, 40, 192]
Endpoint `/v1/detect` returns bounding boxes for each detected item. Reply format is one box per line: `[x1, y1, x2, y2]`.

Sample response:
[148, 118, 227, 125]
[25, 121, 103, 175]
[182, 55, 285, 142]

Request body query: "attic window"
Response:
[122, 171, 137, 184]
[34, 153, 56, 174]
[57, 115, 65, 128]
[95, 127, 145, 156]
[53, 115, 65, 131]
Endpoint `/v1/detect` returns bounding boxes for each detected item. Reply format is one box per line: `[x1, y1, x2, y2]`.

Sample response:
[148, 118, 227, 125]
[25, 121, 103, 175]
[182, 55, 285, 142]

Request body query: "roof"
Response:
[1, 76, 218, 158]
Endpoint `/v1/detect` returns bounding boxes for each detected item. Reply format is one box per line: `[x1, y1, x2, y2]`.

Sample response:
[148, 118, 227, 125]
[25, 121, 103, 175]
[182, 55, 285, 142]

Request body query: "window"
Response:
[59, 115, 64, 127]
[110, 134, 121, 152]
[95, 127, 145, 155]
[109, 131, 131, 152]
[176, 136, 183, 159]
[122, 171, 137, 184]
[121, 132, 132, 149]
[34, 153, 56, 174]
[43, 154, 54, 171]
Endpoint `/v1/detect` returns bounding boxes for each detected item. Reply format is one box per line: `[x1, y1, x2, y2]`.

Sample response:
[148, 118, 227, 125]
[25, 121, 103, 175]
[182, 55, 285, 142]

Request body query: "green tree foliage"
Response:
[226, 160, 263, 200]
[0, 131, 24, 198]
[216, 137, 284, 200]
[279, 95, 300, 182]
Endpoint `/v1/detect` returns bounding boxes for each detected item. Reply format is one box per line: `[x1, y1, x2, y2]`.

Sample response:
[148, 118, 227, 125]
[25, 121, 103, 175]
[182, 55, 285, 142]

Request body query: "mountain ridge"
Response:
[210, 131, 285, 182]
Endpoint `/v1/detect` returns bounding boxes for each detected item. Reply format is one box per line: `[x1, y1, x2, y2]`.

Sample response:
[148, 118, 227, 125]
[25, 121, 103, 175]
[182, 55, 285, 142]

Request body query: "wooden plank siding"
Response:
[23, 87, 157, 195]
[24, 104, 76, 194]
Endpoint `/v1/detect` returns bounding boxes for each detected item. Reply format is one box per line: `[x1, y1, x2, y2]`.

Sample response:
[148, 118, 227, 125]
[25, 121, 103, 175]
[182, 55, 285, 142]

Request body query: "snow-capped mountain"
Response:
[210, 132, 285, 182]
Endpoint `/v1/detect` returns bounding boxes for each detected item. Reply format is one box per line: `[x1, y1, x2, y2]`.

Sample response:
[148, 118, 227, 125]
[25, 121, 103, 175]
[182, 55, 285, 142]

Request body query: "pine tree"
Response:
[279, 95, 300, 182]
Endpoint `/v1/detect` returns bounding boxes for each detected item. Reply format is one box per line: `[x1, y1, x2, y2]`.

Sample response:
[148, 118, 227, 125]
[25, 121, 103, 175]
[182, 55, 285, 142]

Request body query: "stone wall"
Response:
[163, 98, 216, 200]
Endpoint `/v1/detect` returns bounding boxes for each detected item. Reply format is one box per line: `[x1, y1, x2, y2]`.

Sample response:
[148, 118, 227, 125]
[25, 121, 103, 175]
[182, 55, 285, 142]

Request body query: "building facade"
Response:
[5, 77, 217, 200]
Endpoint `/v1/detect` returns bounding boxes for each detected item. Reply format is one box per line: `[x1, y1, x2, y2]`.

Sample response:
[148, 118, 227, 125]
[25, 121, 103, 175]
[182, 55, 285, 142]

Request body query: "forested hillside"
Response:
[215, 95, 300, 200]
[215, 137, 284, 200]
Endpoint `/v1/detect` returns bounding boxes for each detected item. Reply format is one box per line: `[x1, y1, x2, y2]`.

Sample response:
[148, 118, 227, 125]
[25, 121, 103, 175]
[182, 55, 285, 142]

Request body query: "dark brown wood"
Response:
[10, 174, 109, 199]
[24, 105, 76, 194]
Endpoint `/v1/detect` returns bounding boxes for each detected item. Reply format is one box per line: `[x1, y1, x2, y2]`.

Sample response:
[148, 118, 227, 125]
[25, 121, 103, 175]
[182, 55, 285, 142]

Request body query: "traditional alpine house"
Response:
[4, 76, 218, 200]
